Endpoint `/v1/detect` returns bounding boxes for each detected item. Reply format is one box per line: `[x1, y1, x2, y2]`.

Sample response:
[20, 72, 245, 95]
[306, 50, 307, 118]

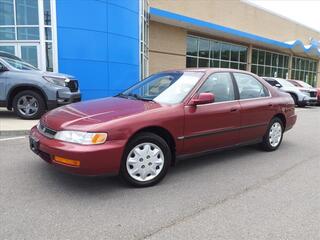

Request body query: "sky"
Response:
[245, 0, 320, 33]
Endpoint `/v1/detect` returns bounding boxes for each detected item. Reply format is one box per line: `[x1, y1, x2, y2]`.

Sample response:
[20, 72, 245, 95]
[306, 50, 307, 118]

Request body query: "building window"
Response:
[15, 0, 39, 25]
[0, 0, 56, 72]
[0, 0, 14, 25]
[140, 0, 149, 79]
[291, 56, 318, 87]
[251, 48, 289, 79]
[186, 35, 248, 70]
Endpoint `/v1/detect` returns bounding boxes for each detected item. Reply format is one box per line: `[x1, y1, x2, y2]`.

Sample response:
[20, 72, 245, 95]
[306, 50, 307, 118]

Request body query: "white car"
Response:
[288, 80, 318, 104]
[263, 77, 317, 107]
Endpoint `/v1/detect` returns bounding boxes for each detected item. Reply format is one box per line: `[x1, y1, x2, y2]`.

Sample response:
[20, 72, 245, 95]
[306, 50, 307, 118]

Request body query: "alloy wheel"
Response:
[17, 95, 39, 117]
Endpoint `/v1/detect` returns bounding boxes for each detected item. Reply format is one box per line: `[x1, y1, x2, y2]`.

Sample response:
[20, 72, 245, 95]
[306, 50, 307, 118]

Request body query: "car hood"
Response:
[295, 87, 317, 92]
[10, 69, 75, 79]
[41, 97, 163, 131]
[41, 71, 75, 79]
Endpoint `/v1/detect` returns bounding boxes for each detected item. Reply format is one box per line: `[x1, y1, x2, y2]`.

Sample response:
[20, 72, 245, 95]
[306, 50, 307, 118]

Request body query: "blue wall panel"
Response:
[57, 28, 108, 61]
[108, 0, 139, 13]
[58, 59, 109, 89]
[108, 34, 139, 65]
[56, 0, 108, 32]
[108, 62, 139, 91]
[56, 0, 140, 100]
[108, 4, 139, 38]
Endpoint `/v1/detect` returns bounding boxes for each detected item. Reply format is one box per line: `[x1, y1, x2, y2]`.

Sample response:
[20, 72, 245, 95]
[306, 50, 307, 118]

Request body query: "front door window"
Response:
[198, 72, 235, 102]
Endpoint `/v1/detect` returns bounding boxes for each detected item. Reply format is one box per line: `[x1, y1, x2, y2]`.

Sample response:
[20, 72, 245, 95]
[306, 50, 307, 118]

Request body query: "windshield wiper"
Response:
[116, 93, 130, 99]
[116, 93, 154, 102]
[129, 93, 155, 102]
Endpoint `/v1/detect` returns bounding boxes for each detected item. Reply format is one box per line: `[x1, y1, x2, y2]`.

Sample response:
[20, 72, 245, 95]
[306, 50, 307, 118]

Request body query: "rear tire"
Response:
[13, 90, 46, 119]
[261, 117, 284, 152]
[120, 132, 171, 187]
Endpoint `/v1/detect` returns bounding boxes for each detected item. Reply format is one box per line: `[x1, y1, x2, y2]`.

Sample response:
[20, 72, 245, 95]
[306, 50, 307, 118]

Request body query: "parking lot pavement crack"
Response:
[138, 155, 318, 240]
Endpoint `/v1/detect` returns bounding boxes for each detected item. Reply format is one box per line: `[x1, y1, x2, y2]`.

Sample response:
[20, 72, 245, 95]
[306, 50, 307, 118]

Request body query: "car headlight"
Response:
[43, 76, 69, 87]
[54, 131, 108, 145]
[299, 89, 309, 93]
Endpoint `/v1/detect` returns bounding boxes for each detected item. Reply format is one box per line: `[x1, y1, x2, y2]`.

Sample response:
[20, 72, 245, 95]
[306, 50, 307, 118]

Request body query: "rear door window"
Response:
[233, 73, 269, 100]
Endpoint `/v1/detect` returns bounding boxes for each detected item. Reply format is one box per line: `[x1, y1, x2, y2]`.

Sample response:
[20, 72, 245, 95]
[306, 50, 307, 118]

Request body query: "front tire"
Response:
[120, 132, 171, 187]
[261, 117, 284, 151]
[297, 101, 306, 108]
[289, 93, 298, 106]
[13, 90, 46, 119]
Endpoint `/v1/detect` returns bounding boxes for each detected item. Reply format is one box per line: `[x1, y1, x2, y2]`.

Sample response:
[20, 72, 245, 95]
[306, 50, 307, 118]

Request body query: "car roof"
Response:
[263, 77, 286, 81]
[160, 68, 254, 75]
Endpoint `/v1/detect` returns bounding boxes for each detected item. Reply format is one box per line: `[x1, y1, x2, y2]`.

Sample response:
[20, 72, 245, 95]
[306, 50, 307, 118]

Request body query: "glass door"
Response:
[18, 44, 41, 69]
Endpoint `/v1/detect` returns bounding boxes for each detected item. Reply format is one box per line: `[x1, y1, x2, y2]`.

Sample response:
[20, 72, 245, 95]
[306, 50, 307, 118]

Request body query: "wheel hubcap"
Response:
[126, 142, 164, 182]
[17, 95, 39, 117]
[269, 122, 282, 147]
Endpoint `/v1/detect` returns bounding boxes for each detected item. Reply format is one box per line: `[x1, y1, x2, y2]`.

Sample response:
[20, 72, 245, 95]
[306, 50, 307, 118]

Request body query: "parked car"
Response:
[287, 79, 320, 106]
[0, 51, 81, 119]
[263, 77, 317, 107]
[30, 69, 297, 187]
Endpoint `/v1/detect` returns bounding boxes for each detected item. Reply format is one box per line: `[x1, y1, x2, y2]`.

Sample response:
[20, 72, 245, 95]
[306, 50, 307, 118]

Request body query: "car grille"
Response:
[37, 122, 57, 138]
[310, 91, 317, 97]
[66, 80, 79, 92]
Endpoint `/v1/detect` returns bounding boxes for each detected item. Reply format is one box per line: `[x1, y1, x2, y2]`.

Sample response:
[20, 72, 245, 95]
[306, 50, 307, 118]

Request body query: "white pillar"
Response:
[247, 44, 252, 72]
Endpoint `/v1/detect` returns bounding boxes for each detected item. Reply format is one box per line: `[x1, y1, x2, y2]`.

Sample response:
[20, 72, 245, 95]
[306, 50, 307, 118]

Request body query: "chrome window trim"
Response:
[185, 70, 273, 107]
[187, 94, 272, 108]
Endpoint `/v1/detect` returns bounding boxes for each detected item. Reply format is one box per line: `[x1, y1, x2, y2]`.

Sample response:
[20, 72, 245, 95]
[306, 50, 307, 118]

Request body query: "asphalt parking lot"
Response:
[1, 107, 319, 240]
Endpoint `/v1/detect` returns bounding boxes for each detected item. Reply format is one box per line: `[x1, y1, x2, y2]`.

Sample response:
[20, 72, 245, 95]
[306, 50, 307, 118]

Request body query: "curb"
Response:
[0, 130, 30, 138]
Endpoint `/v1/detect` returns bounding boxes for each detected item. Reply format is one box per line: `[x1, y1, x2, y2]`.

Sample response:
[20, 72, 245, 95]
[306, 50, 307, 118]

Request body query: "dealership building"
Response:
[0, 0, 319, 100]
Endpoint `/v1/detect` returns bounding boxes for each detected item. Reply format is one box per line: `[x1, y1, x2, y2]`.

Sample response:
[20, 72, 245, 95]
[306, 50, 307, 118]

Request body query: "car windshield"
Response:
[119, 71, 204, 104]
[288, 80, 302, 87]
[2, 57, 38, 70]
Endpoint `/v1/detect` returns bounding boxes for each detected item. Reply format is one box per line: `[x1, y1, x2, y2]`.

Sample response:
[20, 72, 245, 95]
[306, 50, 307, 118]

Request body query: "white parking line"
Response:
[0, 136, 26, 141]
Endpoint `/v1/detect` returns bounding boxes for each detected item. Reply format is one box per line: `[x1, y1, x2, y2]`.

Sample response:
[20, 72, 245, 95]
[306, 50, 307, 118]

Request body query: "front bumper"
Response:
[306, 97, 318, 105]
[47, 92, 81, 110]
[299, 96, 317, 105]
[29, 126, 125, 176]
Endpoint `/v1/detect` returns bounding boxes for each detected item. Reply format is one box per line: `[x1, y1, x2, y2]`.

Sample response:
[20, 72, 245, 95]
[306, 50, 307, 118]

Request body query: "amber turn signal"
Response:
[91, 133, 108, 144]
[53, 156, 80, 167]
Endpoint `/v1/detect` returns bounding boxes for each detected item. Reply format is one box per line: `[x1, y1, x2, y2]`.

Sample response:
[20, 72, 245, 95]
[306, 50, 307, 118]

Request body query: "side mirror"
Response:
[275, 83, 281, 88]
[189, 92, 214, 106]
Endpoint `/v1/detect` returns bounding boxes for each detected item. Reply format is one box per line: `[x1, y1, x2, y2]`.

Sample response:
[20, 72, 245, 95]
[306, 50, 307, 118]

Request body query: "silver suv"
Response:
[0, 51, 81, 119]
[263, 77, 316, 107]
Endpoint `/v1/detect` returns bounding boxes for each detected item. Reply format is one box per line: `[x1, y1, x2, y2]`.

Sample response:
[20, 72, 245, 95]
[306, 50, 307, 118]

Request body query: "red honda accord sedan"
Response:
[30, 69, 297, 187]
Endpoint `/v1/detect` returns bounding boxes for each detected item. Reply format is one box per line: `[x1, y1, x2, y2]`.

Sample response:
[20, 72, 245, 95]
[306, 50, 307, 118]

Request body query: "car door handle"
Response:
[230, 108, 239, 112]
[268, 103, 273, 107]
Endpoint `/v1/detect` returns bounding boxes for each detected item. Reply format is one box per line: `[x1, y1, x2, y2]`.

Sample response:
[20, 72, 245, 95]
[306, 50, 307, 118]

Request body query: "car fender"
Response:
[6, 84, 49, 105]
